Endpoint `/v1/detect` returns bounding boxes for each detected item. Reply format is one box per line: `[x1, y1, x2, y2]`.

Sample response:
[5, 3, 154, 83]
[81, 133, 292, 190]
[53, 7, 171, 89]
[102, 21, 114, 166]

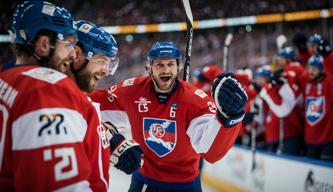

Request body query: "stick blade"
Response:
[182, 0, 193, 25]
[224, 33, 233, 46]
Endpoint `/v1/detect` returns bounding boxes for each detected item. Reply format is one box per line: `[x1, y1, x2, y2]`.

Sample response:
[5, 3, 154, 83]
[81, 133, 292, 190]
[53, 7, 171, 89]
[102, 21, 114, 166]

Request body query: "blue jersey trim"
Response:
[133, 172, 201, 190]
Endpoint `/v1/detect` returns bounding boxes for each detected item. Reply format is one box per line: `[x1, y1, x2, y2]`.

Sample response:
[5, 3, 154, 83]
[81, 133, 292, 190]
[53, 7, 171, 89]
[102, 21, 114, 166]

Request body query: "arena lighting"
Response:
[0, 8, 332, 42]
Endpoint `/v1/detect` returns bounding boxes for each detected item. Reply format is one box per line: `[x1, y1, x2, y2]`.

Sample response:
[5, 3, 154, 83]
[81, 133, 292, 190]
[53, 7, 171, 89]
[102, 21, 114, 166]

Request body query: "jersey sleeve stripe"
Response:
[260, 84, 297, 118]
[101, 110, 131, 130]
[12, 108, 87, 150]
[186, 114, 221, 153]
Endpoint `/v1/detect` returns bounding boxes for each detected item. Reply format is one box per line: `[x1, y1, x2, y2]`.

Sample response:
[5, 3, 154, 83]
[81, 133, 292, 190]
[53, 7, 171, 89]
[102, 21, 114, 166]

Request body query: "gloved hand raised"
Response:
[317, 39, 331, 57]
[270, 68, 287, 86]
[103, 122, 143, 174]
[211, 73, 248, 127]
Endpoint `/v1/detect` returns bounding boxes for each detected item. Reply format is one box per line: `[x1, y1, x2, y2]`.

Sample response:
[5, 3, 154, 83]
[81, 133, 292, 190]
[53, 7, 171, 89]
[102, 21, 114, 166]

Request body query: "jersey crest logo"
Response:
[135, 97, 151, 112]
[143, 117, 176, 157]
[306, 96, 325, 126]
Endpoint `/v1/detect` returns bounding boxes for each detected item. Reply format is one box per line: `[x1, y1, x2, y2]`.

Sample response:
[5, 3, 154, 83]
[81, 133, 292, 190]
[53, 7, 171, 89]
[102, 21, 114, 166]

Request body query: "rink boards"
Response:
[202, 145, 333, 192]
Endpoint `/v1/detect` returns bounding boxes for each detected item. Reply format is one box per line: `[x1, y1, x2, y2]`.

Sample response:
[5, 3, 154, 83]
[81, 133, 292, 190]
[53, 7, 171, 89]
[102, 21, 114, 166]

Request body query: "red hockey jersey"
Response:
[323, 51, 333, 78]
[260, 83, 304, 142]
[0, 65, 110, 191]
[304, 75, 333, 145]
[90, 76, 241, 188]
[259, 62, 305, 142]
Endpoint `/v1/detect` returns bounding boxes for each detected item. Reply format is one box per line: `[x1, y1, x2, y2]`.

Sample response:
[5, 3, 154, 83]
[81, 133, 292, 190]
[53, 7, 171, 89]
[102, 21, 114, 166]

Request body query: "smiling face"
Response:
[149, 58, 178, 91]
[48, 35, 77, 73]
[76, 54, 111, 93]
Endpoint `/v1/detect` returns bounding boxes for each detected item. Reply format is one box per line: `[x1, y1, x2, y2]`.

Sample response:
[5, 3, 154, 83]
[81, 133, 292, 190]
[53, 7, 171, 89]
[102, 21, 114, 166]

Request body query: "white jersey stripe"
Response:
[101, 110, 131, 130]
[186, 114, 221, 153]
[12, 108, 87, 150]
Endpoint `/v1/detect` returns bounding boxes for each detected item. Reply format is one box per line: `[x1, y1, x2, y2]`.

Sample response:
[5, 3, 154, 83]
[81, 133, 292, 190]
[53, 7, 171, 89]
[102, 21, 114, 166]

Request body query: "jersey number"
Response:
[44, 147, 78, 181]
[170, 106, 176, 118]
[208, 101, 217, 113]
[39, 113, 67, 136]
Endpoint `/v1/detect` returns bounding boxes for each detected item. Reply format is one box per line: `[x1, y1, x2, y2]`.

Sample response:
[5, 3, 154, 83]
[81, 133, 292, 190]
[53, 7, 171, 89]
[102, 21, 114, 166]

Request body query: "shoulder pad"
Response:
[22, 67, 66, 84]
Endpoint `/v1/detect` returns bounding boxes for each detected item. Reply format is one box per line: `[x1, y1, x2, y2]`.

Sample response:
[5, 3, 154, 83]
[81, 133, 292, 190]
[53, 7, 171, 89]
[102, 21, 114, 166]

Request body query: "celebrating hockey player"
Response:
[90, 41, 248, 191]
[304, 55, 333, 161]
[0, 1, 125, 191]
[258, 47, 305, 155]
[73, 20, 143, 175]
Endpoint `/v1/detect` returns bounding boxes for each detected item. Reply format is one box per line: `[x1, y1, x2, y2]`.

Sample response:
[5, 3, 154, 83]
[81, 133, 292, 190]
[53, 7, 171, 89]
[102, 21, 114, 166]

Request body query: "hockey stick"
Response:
[276, 118, 284, 154]
[276, 34, 286, 155]
[249, 101, 259, 172]
[251, 124, 256, 172]
[223, 33, 233, 72]
[181, 0, 193, 82]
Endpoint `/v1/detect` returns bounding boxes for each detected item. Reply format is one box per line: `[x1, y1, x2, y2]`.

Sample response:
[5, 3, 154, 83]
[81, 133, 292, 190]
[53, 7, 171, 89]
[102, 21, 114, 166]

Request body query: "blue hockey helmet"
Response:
[75, 20, 119, 75]
[147, 41, 182, 68]
[255, 65, 271, 80]
[278, 47, 296, 60]
[308, 54, 323, 71]
[308, 34, 322, 45]
[9, 1, 76, 44]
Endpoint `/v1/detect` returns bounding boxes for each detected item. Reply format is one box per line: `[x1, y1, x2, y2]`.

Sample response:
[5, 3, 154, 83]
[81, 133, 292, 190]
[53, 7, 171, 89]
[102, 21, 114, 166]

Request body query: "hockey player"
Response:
[90, 41, 248, 191]
[307, 34, 322, 56]
[259, 47, 305, 155]
[304, 55, 333, 161]
[73, 20, 143, 175]
[0, 2, 128, 191]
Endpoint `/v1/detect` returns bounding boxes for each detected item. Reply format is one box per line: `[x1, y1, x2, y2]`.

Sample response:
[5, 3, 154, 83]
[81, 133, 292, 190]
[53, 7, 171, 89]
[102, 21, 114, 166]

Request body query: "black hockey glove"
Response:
[251, 82, 262, 93]
[292, 32, 308, 53]
[103, 122, 143, 174]
[270, 68, 286, 86]
[211, 73, 248, 128]
[317, 39, 331, 57]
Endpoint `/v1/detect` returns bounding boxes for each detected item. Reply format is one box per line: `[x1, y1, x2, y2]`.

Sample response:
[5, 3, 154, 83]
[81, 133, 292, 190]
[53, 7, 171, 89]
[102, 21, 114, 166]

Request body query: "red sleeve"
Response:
[184, 87, 241, 163]
[324, 52, 333, 79]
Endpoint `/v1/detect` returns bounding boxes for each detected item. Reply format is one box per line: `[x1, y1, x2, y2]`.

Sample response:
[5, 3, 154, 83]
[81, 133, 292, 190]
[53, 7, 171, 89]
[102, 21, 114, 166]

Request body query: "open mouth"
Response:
[94, 75, 101, 81]
[160, 76, 171, 82]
